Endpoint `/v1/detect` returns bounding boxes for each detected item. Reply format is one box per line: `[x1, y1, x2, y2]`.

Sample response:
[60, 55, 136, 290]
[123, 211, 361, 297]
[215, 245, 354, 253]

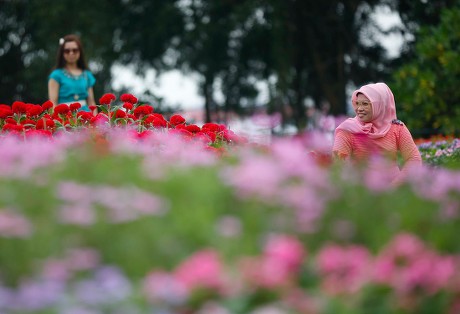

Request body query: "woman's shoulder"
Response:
[84, 70, 95, 77]
[389, 119, 409, 132]
[84, 70, 96, 85]
[49, 68, 65, 81]
[391, 119, 405, 126]
[50, 68, 64, 74]
[388, 119, 412, 139]
[49, 68, 65, 77]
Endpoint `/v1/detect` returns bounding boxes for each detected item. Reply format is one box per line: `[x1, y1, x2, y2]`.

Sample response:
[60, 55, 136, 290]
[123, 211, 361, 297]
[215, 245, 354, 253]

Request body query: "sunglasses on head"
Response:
[63, 48, 79, 54]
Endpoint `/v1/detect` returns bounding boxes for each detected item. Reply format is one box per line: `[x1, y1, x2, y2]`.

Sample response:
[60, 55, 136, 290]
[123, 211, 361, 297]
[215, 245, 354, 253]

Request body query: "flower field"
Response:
[1, 95, 460, 313]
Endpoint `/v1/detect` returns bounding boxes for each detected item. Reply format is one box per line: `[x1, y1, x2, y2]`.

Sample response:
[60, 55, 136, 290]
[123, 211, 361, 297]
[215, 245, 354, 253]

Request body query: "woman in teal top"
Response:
[48, 34, 96, 113]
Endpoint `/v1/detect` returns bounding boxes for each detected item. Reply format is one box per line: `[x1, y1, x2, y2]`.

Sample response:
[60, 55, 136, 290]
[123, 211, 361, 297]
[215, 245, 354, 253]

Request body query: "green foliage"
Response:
[418, 138, 460, 169]
[0, 134, 459, 312]
[391, 5, 460, 136]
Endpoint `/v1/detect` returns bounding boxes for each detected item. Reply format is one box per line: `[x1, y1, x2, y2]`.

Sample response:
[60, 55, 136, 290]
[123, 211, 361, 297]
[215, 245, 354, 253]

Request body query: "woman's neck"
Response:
[65, 63, 79, 70]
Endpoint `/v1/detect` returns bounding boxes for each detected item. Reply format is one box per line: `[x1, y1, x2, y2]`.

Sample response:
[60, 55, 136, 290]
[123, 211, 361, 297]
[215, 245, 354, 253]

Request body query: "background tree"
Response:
[390, 5, 460, 136]
[0, 0, 120, 104]
[1, 0, 459, 136]
[238, 0, 391, 129]
[0, 0, 181, 106]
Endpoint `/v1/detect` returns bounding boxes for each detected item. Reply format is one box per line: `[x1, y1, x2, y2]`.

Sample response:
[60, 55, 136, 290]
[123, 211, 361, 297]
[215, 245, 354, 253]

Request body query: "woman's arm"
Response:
[48, 79, 60, 107]
[399, 125, 422, 167]
[87, 87, 96, 107]
[332, 129, 353, 160]
[395, 125, 422, 186]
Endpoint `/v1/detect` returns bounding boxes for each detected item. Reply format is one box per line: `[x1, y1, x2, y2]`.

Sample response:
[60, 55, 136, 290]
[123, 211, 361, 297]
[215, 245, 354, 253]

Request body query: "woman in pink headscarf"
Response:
[332, 82, 422, 183]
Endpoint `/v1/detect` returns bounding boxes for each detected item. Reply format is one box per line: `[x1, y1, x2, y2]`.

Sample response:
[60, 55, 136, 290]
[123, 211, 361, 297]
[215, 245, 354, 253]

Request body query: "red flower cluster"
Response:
[99, 93, 116, 105]
[170, 114, 186, 126]
[120, 93, 138, 104]
[133, 105, 154, 118]
[0, 93, 244, 149]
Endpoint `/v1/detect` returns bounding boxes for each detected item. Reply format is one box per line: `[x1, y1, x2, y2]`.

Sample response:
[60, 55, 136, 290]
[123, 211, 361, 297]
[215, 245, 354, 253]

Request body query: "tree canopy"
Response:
[1, 0, 459, 133]
[391, 5, 460, 136]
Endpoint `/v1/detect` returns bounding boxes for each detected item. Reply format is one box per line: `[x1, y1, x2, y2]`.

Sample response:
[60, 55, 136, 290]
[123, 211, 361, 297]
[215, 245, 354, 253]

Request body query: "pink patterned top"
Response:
[333, 122, 422, 181]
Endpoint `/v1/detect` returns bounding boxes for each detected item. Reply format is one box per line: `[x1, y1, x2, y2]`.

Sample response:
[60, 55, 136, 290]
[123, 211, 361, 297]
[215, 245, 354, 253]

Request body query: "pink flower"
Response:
[143, 271, 188, 304]
[58, 204, 95, 226]
[239, 256, 293, 288]
[66, 248, 100, 271]
[221, 155, 285, 199]
[264, 234, 306, 272]
[174, 250, 225, 292]
[317, 244, 371, 294]
[373, 233, 459, 294]
[41, 258, 71, 281]
[0, 209, 33, 238]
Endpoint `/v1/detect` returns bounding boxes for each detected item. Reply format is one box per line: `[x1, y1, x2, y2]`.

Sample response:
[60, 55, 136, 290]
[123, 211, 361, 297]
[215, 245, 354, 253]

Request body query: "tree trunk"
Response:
[203, 74, 214, 123]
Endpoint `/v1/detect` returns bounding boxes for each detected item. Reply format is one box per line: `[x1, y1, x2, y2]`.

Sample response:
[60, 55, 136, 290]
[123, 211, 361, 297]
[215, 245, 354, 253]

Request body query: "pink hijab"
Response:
[336, 82, 397, 139]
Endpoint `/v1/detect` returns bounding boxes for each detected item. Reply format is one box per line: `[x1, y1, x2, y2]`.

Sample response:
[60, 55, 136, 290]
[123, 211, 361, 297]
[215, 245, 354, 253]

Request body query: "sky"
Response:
[111, 6, 404, 111]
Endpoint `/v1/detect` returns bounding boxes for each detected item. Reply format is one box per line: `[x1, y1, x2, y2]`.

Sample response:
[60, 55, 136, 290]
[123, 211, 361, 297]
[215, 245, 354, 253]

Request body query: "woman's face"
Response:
[355, 94, 373, 123]
[63, 41, 80, 65]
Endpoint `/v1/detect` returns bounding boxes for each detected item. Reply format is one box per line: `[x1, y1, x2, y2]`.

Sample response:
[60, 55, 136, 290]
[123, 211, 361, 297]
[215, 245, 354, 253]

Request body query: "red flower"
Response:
[120, 93, 138, 104]
[133, 105, 154, 118]
[69, 102, 81, 112]
[90, 113, 109, 126]
[137, 130, 153, 139]
[143, 114, 155, 125]
[12, 101, 28, 114]
[54, 104, 70, 115]
[36, 118, 55, 130]
[185, 124, 201, 133]
[26, 105, 44, 117]
[115, 109, 127, 119]
[201, 123, 221, 133]
[3, 123, 24, 132]
[25, 129, 53, 138]
[89, 105, 97, 112]
[152, 113, 166, 121]
[42, 100, 54, 111]
[170, 114, 186, 126]
[5, 118, 16, 124]
[195, 131, 212, 143]
[152, 117, 167, 128]
[0, 108, 13, 119]
[123, 102, 134, 111]
[170, 128, 193, 137]
[203, 130, 217, 142]
[52, 116, 63, 124]
[21, 119, 37, 129]
[77, 111, 93, 121]
[99, 93, 116, 105]
[222, 129, 242, 143]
